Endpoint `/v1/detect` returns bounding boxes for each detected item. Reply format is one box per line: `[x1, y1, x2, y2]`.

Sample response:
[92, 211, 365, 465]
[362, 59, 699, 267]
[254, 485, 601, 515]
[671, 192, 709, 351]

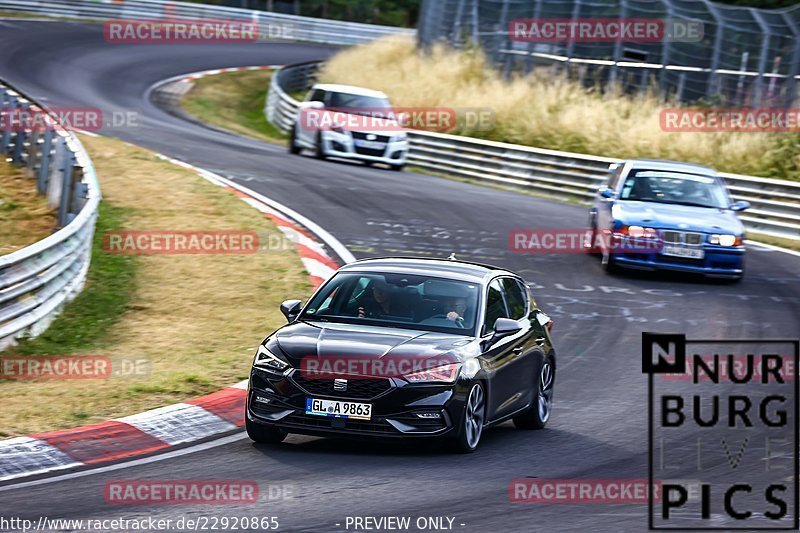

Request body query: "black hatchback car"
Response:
[246, 258, 556, 453]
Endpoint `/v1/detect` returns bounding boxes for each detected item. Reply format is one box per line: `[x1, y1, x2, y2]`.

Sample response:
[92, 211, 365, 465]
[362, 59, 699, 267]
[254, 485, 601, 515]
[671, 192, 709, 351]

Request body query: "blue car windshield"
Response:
[299, 272, 480, 336]
[620, 170, 728, 209]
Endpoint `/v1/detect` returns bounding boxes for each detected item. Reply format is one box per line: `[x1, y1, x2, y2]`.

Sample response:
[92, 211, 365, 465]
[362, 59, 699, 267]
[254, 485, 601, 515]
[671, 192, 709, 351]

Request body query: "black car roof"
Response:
[337, 257, 515, 284]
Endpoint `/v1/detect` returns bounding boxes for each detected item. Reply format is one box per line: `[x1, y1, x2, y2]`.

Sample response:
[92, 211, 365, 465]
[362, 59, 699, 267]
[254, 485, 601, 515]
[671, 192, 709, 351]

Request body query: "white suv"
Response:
[289, 84, 408, 171]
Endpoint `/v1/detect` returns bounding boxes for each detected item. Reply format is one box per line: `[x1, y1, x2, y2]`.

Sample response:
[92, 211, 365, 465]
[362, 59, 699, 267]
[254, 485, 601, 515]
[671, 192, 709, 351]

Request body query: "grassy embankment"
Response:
[0, 135, 310, 436]
[0, 162, 57, 255]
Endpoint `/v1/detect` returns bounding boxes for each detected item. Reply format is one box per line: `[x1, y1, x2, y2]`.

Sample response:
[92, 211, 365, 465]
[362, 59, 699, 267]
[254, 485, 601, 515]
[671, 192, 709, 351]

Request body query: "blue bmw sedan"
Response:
[588, 159, 750, 280]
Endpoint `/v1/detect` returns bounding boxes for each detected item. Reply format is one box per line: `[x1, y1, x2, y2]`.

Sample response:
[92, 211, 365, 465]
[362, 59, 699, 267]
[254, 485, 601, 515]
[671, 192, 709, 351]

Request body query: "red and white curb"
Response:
[0, 153, 354, 483]
[147, 65, 280, 103]
[180, 65, 279, 82]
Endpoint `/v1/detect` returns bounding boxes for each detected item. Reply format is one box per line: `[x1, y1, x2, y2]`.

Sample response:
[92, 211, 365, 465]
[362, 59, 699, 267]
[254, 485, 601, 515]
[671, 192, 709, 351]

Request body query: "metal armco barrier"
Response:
[0, 80, 101, 350]
[265, 61, 320, 133]
[0, 0, 412, 46]
[265, 62, 800, 241]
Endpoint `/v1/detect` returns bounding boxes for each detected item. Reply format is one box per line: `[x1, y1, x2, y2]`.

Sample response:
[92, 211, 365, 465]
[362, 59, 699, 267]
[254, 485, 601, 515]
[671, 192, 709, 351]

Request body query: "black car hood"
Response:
[273, 321, 472, 367]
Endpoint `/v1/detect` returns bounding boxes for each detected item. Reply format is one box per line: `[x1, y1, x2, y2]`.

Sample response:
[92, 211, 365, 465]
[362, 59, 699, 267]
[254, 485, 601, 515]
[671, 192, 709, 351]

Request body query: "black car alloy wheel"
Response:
[452, 382, 485, 453]
[513, 357, 555, 430]
[538, 360, 554, 424]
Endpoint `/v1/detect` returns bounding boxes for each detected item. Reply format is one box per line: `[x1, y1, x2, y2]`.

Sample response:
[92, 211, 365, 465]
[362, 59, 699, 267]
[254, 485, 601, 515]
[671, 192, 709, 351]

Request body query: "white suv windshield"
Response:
[327, 92, 392, 115]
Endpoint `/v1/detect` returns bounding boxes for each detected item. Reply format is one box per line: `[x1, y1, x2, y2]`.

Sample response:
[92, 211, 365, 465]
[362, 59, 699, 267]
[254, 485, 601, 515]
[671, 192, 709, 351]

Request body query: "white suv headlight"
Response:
[253, 345, 290, 372]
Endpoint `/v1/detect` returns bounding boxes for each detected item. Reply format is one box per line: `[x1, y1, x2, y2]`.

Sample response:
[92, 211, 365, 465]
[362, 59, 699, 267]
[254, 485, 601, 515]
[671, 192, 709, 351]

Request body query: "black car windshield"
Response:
[327, 92, 393, 117]
[299, 272, 480, 336]
[620, 170, 729, 209]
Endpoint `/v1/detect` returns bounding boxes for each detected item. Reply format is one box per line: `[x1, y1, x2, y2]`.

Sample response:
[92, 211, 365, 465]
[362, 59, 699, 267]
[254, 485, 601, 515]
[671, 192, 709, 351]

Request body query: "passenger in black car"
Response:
[357, 280, 400, 318]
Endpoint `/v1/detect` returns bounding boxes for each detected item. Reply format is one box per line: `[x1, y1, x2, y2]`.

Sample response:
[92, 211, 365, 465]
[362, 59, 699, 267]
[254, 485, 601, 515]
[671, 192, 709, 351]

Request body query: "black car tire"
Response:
[513, 357, 555, 430]
[585, 220, 600, 255]
[449, 382, 486, 454]
[602, 251, 619, 274]
[315, 132, 326, 159]
[246, 417, 287, 444]
[288, 127, 301, 155]
[390, 164, 404, 171]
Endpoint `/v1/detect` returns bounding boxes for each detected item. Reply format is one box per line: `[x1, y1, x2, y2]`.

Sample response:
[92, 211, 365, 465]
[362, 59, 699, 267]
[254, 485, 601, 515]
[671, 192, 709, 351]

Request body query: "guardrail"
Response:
[265, 61, 320, 133]
[0, 0, 411, 46]
[265, 62, 800, 241]
[0, 80, 101, 350]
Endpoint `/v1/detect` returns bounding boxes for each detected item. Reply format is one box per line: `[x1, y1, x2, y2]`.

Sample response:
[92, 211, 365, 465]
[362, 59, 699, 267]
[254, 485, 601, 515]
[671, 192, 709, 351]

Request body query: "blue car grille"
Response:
[661, 230, 703, 245]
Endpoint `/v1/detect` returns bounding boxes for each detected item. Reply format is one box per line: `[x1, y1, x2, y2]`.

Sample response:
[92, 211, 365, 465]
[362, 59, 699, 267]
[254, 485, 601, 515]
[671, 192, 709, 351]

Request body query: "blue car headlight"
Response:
[709, 234, 741, 246]
[617, 225, 657, 238]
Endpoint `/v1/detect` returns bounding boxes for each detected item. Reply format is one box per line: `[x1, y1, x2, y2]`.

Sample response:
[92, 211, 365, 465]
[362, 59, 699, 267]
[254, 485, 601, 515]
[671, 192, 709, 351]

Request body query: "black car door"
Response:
[481, 278, 534, 421]
[501, 277, 540, 411]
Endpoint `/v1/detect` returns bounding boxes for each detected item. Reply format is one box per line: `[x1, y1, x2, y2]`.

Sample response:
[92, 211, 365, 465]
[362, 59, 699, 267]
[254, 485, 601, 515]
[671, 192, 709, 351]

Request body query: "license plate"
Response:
[662, 245, 704, 259]
[354, 139, 385, 150]
[305, 398, 372, 420]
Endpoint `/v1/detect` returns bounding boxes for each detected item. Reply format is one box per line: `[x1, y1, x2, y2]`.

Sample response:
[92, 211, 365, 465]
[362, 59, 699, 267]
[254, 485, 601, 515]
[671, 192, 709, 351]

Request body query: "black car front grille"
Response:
[282, 413, 397, 434]
[290, 372, 392, 400]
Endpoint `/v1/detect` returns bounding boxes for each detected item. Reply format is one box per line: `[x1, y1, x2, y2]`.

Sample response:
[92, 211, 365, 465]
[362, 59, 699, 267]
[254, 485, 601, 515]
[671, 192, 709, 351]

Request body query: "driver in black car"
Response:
[444, 297, 467, 327]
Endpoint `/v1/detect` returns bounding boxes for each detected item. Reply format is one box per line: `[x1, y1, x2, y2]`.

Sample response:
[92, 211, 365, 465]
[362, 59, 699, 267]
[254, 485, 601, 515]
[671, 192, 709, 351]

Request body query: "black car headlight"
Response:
[253, 344, 291, 373]
[403, 363, 461, 384]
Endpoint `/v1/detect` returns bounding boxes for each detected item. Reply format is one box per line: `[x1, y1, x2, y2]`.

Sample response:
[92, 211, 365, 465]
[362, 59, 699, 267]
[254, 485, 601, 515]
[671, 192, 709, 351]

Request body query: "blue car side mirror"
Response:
[599, 187, 615, 199]
[730, 200, 750, 212]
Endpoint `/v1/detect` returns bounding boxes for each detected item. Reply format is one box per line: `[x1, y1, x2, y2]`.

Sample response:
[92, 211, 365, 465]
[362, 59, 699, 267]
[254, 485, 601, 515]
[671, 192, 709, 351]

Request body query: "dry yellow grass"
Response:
[0, 136, 311, 436]
[0, 161, 57, 255]
[319, 36, 795, 179]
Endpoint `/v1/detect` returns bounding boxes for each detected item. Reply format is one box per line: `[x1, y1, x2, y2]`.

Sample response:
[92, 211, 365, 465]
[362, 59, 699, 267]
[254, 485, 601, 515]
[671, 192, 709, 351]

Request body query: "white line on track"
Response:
[746, 239, 800, 258]
[154, 154, 357, 264]
[0, 433, 249, 493]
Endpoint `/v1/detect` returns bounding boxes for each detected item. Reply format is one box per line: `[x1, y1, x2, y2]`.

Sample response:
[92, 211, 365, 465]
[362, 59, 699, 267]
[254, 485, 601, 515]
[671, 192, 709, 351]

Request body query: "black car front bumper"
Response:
[246, 368, 467, 439]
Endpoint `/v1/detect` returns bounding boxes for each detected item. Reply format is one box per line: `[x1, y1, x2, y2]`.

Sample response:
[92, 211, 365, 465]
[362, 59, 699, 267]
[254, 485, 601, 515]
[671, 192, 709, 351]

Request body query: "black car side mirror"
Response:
[280, 299, 302, 322]
[730, 200, 750, 212]
[489, 317, 522, 345]
[598, 187, 615, 199]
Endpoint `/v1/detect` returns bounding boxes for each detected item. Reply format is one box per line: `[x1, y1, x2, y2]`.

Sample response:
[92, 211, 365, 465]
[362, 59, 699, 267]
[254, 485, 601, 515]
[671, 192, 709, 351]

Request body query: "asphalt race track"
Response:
[1, 20, 799, 532]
